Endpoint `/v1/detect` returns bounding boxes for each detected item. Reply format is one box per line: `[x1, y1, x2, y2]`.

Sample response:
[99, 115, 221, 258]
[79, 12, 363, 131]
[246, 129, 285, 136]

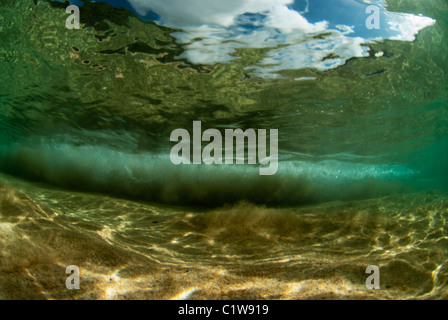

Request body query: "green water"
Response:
[0, 0, 447, 299]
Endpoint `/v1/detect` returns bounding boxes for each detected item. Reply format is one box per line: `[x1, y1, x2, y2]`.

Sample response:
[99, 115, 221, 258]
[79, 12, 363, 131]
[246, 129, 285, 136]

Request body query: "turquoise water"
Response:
[0, 0, 447, 206]
[0, 0, 447, 299]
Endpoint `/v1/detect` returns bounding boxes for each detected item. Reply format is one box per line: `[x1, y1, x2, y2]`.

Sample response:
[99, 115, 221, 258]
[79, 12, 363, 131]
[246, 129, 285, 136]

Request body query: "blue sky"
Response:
[59, 0, 435, 77]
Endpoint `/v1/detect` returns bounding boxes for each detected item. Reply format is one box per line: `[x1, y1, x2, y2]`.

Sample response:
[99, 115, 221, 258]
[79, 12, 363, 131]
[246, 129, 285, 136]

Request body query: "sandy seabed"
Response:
[0, 173, 447, 300]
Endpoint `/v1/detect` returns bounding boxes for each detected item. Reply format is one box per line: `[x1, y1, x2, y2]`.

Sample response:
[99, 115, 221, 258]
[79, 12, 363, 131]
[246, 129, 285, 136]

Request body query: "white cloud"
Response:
[125, 0, 436, 78]
[127, 0, 297, 28]
[386, 12, 435, 41]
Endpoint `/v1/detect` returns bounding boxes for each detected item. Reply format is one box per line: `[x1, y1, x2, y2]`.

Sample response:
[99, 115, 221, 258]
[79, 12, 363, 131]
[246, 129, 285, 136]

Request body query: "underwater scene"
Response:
[0, 0, 447, 299]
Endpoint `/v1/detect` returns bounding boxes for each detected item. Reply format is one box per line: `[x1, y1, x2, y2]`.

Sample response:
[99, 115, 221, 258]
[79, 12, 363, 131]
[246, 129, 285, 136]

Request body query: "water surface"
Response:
[0, 0, 447, 299]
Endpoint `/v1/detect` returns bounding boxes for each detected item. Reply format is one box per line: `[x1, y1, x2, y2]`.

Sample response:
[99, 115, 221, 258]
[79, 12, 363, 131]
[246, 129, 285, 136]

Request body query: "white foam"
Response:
[0, 136, 418, 205]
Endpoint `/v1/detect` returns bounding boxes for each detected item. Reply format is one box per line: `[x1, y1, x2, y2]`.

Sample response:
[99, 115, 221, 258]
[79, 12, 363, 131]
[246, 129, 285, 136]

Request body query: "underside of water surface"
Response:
[0, 0, 447, 299]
